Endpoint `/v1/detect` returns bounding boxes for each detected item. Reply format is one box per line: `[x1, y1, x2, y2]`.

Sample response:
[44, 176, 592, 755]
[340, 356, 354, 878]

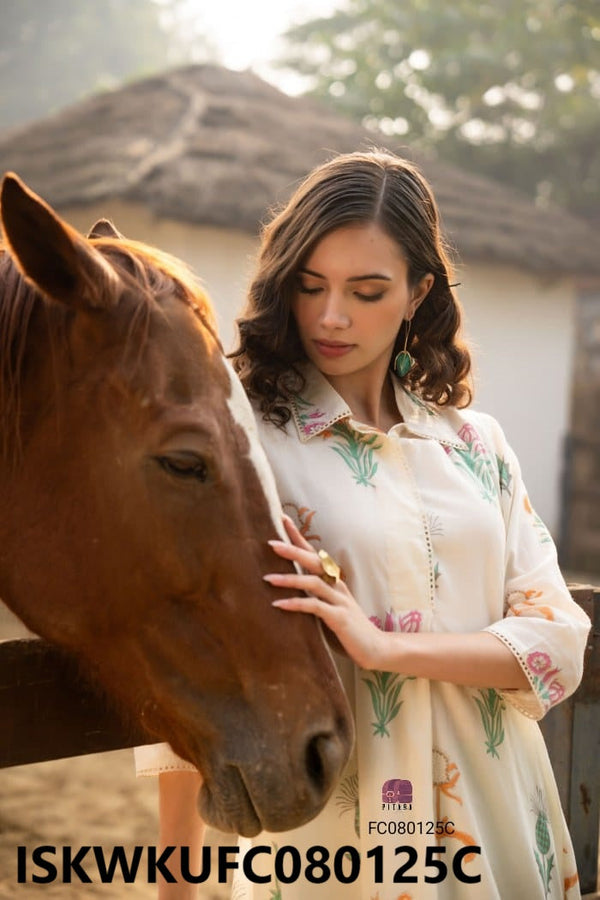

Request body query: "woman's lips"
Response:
[313, 340, 355, 358]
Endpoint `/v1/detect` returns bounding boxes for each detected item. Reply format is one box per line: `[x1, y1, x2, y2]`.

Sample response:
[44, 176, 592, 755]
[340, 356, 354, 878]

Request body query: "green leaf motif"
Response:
[533, 512, 553, 544]
[362, 670, 414, 737]
[335, 771, 360, 837]
[406, 391, 438, 417]
[534, 850, 555, 898]
[269, 843, 283, 900]
[330, 422, 382, 487]
[496, 455, 513, 495]
[446, 424, 499, 503]
[531, 787, 554, 898]
[474, 688, 506, 758]
[293, 393, 329, 437]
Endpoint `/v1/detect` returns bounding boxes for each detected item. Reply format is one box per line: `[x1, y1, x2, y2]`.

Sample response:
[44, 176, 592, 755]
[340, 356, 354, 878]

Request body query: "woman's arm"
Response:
[266, 517, 529, 691]
[374, 629, 529, 689]
[157, 770, 205, 900]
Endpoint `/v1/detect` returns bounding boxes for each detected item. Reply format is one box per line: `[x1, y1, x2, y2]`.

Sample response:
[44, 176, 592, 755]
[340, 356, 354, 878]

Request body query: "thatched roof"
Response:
[0, 63, 597, 274]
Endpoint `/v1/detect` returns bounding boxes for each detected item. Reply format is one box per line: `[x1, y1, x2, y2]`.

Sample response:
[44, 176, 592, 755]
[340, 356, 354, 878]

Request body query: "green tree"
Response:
[0, 0, 214, 131]
[280, 0, 600, 220]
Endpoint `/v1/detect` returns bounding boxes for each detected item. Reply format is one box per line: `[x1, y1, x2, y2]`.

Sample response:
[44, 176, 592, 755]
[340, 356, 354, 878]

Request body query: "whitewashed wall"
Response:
[65, 204, 575, 534]
[65, 201, 256, 350]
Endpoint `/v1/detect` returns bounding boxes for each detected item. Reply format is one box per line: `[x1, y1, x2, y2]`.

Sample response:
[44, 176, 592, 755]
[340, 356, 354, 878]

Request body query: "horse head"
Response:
[0, 173, 353, 837]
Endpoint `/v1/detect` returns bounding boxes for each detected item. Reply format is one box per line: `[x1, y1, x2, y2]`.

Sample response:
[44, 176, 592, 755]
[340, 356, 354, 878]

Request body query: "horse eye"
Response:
[157, 454, 208, 482]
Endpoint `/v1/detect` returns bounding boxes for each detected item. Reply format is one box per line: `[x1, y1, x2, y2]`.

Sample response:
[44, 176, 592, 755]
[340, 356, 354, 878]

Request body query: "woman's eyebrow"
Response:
[299, 267, 392, 282]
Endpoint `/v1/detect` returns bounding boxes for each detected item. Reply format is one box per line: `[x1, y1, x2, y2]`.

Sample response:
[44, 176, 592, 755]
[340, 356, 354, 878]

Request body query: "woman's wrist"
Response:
[362, 630, 529, 691]
[362, 629, 410, 673]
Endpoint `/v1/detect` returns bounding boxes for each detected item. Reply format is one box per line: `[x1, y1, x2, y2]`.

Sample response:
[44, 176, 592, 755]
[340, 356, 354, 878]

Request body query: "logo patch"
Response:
[381, 778, 413, 809]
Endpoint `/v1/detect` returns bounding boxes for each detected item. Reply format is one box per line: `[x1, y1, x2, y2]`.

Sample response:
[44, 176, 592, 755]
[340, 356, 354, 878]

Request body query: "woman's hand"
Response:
[265, 515, 386, 671]
[266, 517, 531, 691]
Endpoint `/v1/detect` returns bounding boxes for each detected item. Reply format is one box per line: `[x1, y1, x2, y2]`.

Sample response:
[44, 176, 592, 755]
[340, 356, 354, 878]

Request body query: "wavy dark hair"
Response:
[230, 149, 472, 425]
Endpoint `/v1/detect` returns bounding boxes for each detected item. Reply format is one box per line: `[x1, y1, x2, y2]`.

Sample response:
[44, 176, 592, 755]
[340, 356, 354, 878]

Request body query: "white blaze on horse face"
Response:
[223, 359, 346, 674]
[223, 360, 287, 542]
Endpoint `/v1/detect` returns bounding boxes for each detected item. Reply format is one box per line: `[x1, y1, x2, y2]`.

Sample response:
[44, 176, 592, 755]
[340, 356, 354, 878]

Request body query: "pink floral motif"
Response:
[370, 609, 422, 633]
[457, 422, 487, 455]
[548, 681, 565, 705]
[527, 651, 552, 675]
[300, 408, 328, 436]
[526, 650, 565, 708]
[399, 611, 422, 632]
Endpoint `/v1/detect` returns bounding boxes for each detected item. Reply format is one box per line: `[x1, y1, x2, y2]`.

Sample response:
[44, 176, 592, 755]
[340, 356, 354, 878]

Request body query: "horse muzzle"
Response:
[197, 721, 352, 837]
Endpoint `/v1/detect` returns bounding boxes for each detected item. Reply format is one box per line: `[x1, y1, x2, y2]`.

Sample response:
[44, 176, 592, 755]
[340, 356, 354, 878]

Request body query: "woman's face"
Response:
[292, 222, 432, 382]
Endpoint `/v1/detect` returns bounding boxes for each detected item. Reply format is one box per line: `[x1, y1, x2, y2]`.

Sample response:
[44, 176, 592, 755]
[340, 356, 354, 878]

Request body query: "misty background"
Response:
[1, 0, 598, 223]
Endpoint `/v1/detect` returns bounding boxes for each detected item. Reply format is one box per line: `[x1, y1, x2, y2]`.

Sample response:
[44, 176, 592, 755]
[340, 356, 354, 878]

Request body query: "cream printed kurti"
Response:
[136, 365, 590, 900]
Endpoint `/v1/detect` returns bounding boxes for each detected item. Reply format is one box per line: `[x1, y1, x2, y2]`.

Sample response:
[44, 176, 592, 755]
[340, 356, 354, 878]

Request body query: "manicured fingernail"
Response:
[267, 539, 285, 547]
[263, 574, 283, 583]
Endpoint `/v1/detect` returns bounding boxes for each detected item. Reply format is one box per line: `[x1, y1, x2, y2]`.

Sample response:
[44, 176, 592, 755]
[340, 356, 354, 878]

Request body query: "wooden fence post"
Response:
[540, 584, 600, 896]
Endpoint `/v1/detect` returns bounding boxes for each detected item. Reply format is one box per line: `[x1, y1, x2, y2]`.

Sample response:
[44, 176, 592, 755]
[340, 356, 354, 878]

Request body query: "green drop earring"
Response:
[393, 319, 414, 377]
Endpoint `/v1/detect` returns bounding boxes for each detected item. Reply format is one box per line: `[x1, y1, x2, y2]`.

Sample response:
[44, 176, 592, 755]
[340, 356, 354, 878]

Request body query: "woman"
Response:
[137, 150, 590, 899]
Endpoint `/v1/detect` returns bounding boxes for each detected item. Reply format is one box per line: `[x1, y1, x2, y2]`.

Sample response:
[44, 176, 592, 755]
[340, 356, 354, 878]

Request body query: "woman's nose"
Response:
[320, 293, 350, 329]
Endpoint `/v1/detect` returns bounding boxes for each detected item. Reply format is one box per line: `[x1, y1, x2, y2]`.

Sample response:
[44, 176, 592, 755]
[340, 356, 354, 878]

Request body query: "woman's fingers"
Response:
[268, 538, 325, 576]
[282, 514, 314, 551]
[264, 571, 344, 601]
[271, 594, 343, 632]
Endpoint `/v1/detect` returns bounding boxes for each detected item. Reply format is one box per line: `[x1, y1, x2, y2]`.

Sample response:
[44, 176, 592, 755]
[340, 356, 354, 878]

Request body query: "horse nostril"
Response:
[305, 732, 341, 795]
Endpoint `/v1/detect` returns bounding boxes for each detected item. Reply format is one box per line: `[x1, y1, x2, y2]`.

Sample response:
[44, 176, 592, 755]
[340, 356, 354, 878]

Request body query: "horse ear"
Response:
[87, 218, 123, 240]
[0, 172, 120, 311]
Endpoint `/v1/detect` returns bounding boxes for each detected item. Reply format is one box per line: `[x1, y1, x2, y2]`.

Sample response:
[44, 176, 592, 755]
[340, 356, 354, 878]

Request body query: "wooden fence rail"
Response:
[0, 637, 149, 768]
[1, 585, 598, 893]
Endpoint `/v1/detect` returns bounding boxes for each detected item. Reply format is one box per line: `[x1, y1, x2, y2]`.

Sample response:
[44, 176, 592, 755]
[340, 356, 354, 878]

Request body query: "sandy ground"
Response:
[0, 603, 230, 899]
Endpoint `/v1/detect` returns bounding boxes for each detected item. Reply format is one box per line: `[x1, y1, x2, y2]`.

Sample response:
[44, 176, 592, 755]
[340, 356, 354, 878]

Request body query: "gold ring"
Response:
[318, 549, 341, 586]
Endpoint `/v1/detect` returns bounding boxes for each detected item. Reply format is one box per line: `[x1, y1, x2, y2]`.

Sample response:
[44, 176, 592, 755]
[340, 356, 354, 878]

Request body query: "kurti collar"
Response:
[290, 364, 467, 450]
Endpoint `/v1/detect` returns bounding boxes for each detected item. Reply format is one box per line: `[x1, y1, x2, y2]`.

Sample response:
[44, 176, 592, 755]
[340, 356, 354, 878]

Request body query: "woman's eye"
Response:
[356, 291, 385, 302]
[297, 281, 322, 295]
[157, 454, 208, 482]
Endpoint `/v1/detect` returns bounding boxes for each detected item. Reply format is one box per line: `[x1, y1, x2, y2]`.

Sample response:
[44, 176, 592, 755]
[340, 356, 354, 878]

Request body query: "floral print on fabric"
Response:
[369, 608, 423, 633]
[432, 750, 479, 865]
[329, 422, 382, 487]
[507, 589, 556, 622]
[443, 423, 499, 503]
[526, 652, 565, 707]
[496, 455, 513, 495]
[335, 771, 360, 837]
[282, 502, 321, 542]
[405, 390, 439, 417]
[531, 788, 555, 898]
[268, 845, 284, 900]
[523, 493, 553, 544]
[362, 671, 414, 737]
[293, 393, 330, 437]
[473, 688, 506, 758]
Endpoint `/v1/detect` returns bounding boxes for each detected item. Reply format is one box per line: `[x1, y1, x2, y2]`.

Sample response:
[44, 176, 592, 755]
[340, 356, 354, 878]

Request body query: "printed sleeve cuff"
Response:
[484, 626, 547, 720]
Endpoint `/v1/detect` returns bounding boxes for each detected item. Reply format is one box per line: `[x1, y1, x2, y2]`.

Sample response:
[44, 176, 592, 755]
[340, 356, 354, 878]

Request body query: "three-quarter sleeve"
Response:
[481, 416, 591, 720]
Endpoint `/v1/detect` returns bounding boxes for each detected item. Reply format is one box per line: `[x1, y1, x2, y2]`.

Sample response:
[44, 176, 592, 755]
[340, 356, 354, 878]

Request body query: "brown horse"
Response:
[0, 174, 353, 837]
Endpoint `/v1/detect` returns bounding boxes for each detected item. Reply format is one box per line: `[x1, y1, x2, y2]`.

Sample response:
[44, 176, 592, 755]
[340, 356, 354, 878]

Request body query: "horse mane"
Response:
[0, 236, 219, 464]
